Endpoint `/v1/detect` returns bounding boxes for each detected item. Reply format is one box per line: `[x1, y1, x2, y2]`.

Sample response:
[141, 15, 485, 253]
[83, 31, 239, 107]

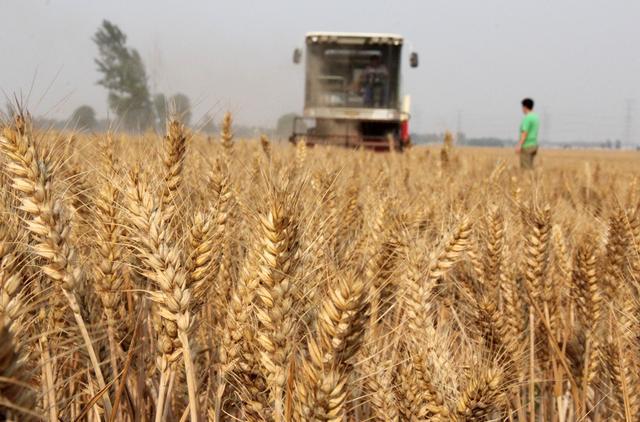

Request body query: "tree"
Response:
[93, 20, 154, 131]
[169, 93, 192, 126]
[70, 105, 98, 130]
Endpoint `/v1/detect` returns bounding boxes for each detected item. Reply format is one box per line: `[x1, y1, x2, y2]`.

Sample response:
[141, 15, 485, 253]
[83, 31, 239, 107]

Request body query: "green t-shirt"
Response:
[520, 112, 540, 149]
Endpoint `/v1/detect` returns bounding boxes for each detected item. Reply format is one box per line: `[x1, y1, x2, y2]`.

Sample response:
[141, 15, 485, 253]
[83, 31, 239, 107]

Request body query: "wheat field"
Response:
[0, 113, 639, 421]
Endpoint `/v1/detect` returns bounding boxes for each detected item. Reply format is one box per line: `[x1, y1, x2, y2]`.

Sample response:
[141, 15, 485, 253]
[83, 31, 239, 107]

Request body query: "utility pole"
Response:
[625, 99, 635, 147]
[542, 108, 550, 145]
[456, 109, 462, 144]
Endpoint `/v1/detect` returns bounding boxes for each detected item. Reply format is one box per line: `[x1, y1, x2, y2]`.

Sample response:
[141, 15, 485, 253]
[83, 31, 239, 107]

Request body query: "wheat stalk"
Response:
[0, 318, 37, 420]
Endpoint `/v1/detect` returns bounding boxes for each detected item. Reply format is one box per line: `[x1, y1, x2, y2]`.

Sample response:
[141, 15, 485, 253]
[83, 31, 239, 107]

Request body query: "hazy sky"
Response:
[2, 0, 639, 142]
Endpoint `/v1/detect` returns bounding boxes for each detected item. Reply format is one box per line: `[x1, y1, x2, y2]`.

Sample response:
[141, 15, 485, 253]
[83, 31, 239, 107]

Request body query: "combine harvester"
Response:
[290, 32, 418, 151]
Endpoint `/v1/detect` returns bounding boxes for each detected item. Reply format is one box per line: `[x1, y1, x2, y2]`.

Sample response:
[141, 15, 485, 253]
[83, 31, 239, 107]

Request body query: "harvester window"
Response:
[317, 75, 346, 106]
[305, 43, 400, 109]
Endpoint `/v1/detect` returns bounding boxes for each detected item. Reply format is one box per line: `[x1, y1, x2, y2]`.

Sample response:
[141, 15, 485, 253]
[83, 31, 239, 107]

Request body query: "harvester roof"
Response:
[305, 32, 403, 45]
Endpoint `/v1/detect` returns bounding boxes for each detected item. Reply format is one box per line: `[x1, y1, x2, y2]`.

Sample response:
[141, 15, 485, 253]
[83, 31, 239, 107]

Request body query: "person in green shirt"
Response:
[516, 98, 540, 169]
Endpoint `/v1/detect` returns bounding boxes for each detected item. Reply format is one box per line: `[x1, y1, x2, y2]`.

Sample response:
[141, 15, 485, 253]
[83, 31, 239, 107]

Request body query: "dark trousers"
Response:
[520, 146, 538, 169]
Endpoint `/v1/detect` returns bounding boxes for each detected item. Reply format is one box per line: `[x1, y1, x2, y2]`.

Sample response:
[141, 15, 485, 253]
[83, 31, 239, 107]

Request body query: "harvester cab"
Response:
[291, 32, 418, 151]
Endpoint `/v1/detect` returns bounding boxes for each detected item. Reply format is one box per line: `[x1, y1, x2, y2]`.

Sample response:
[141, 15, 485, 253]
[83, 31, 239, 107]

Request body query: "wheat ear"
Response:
[0, 222, 26, 339]
[93, 134, 125, 379]
[483, 205, 505, 296]
[550, 224, 572, 334]
[252, 185, 300, 422]
[294, 137, 307, 175]
[360, 347, 400, 422]
[602, 207, 627, 302]
[162, 120, 189, 227]
[296, 271, 368, 420]
[188, 208, 221, 308]
[397, 345, 451, 421]
[455, 366, 506, 421]
[260, 134, 271, 160]
[124, 170, 200, 421]
[427, 216, 473, 283]
[521, 204, 551, 302]
[573, 237, 603, 401]
[401, 243, 438, 340]
[220, 112, 234, 159]
[0, 121, 113, 415]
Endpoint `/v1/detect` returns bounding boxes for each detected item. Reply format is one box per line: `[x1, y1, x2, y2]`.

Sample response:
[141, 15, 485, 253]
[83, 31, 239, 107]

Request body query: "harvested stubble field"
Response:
[1, 113, 640, 422]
